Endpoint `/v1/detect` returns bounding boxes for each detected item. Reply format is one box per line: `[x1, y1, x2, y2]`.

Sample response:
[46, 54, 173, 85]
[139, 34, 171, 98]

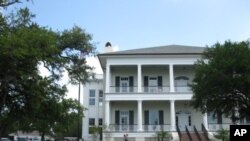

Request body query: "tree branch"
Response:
[0, 0, 21, 7]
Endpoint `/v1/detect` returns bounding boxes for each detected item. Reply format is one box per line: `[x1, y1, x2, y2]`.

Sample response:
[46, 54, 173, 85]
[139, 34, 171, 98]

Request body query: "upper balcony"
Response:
[106, 65, 194, 94]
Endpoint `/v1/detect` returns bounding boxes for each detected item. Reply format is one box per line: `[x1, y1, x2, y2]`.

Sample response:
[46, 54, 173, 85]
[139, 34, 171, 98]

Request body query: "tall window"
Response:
[120, 77, 129, 92]
[99, 90, 103, 105]
[149, 110, 159, 125]
[175, 76, 189, 92]
[89, 118, 95, 126]
[89, 90, 95, 106]
[99, 118, 103, 126]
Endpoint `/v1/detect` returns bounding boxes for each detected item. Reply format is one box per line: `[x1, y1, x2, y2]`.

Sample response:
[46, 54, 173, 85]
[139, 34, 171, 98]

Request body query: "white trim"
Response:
[107, 57, 199, 66]
[105, 64, 110, 93]
[105, 93, 192, 101]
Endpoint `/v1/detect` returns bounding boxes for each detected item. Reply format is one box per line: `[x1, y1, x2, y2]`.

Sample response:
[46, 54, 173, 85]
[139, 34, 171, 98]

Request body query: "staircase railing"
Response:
[176, 126, 182, 141]
[201, 124, 210, 141]
[193, 125, 202, 141]
[185, 125, 192, 141]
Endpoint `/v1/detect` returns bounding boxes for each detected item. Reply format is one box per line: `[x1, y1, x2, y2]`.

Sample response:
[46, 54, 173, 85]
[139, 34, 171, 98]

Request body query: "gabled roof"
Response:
[99, 45, 205, 55]
[98, 44, 206, 69]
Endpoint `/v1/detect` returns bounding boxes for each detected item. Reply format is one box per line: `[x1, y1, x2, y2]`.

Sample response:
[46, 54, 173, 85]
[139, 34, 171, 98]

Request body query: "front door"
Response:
[149, 77, 157, 92]
[120, 111, 129, 131]
[176, 113, 191, 131]
[120, 78, 129, 92]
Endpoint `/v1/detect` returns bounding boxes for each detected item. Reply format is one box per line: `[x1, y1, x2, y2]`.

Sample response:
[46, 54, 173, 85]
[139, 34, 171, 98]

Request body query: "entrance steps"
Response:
[179, 132, 209, 141]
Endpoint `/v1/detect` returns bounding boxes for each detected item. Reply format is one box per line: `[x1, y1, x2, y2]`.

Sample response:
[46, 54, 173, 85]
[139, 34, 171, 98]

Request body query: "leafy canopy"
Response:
[0, 6, 95, 138]
[191, 41, 250, 122]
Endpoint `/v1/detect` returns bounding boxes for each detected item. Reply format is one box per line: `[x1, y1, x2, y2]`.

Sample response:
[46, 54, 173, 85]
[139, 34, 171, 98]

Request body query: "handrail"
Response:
[193, 125, 201, 141]
[176, 126, 182, 141]
[201, 124, 210, 141]
[185, 125, 192, 141]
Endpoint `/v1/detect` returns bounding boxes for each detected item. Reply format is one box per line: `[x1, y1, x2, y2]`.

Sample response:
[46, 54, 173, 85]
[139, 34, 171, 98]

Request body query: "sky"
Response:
[5, 0, 250, 99]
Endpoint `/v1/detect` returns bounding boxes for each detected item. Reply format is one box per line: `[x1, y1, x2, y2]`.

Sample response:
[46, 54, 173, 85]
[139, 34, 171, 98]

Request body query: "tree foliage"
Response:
[0, 5, 95, 139]
[191, 41, 250, 123]
[0, 0, 30, 7]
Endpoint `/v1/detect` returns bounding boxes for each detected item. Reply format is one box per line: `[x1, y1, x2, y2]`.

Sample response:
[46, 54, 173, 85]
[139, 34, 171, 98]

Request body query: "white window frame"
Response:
[89, 89, 95, 106]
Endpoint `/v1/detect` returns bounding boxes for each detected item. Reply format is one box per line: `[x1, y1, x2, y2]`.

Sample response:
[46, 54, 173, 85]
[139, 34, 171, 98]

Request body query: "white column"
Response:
[137, 100, 143, 131]
[170, 100, 176, 131]
[203, 112, 208, 130]
[169, 64, 175, 92]
[137, 64, 142, 92]
[105, 100, 110, 128]
[105, 64, 110, 93]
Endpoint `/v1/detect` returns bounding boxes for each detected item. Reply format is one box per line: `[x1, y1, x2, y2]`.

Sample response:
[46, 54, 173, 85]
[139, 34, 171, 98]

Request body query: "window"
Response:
[188, 116, 191, 126]
[99, 90, 103, 105]
[89, 118, 95, 126]
[120, 77, 129, 92]
[89, 90, 95, 105]
[175, 76, 189, 92]
[99, 118, 103, 126]
[176, 116, 178, 126]
[149, 110, 159, 125]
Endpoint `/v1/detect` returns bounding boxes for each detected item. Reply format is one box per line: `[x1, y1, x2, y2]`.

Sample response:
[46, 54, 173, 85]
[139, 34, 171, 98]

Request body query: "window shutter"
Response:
[115, 76, 120, 92]
[159, 110, 164, 124]
[144, 76, 148, 92]
[129, 111, 134, 125]
[144, 76, 148, 86]
[115, 110, 120, 125]
[129, 76, 134, 92]
[158, 76, 162, 87]
[144, 110, 149, 125]
[129, 76, 134, 86]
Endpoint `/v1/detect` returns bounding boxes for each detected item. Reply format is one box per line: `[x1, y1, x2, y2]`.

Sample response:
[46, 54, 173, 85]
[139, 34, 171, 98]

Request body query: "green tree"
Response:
[214, 129, 229, 141]
[191, 41, 250, 124]
[0, 0, 30, 7]
[0, 6, 95, 139]
[155, 131, 172, 141]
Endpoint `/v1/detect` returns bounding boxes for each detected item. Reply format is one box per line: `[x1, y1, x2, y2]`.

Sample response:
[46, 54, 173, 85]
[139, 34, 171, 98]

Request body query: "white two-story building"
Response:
[83, 44, 250, 141]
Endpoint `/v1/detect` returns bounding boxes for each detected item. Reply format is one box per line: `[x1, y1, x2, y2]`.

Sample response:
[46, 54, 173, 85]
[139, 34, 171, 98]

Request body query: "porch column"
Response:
[105, 64, 110, 93]
[105, 100, 110, 128]
[137, 64, 142, 92]
[137, 100, 143, 131]
[170, 100, 176, 131]
[169, 64, 175, 92]
[203, 112, 208, 130]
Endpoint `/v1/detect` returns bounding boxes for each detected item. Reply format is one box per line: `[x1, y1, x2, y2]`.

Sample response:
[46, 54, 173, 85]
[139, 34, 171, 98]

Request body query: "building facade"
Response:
[83, 45, 249, 141]
[82, 75, 104, 141]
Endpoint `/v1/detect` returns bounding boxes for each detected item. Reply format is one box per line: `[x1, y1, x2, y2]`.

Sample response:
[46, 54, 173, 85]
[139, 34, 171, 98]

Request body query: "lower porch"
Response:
[104, 100, 207, 132]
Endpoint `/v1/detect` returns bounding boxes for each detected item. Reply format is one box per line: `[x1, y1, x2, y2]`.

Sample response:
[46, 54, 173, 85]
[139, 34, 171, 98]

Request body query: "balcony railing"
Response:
[208, 123, 231, 131]
[143, 86, 170, 93]
[110, 86, 138, 93]
[143, 124, 171, 132]
[107, 124, 171, 132]
[109, 86, 192, 93]
[175, 86, 192, 92]
[108, 124, 137, 132]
